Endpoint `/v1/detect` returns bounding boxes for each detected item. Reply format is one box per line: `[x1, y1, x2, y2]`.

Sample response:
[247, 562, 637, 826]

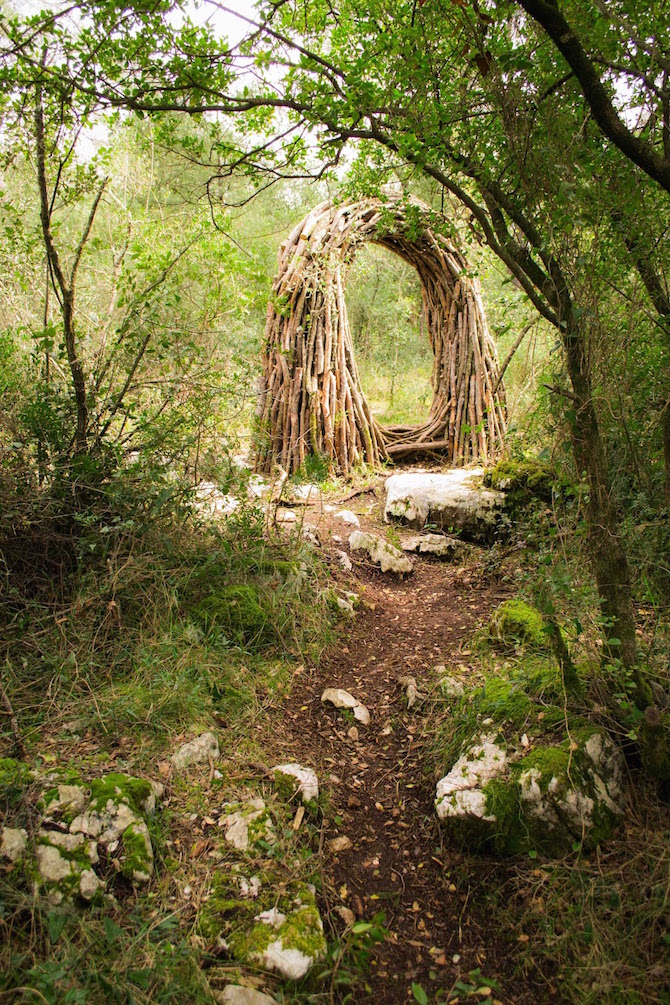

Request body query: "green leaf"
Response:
[411, 983, 429, 1004]
[46, 910, 67, 943]
[103, 916, 124, 945]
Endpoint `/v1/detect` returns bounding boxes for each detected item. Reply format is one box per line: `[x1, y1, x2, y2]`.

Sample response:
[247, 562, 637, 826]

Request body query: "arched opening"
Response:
[345, 244, 432, 427]
[255, 198, 507, 476]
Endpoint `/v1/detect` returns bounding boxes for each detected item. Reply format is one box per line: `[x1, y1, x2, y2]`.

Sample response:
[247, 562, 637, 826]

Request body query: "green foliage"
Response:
[194, 584, 274, 648]
[0, 757, 31, 811]
[345, 244, 431, 424]
[488, 600, 550, 652]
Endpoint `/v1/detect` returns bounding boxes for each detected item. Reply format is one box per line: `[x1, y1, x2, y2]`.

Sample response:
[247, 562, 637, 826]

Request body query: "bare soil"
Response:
[265, 486, 545, 1005]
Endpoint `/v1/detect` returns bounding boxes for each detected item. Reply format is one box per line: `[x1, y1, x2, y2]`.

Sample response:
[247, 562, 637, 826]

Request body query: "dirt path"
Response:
[266, 491, 539, 1005]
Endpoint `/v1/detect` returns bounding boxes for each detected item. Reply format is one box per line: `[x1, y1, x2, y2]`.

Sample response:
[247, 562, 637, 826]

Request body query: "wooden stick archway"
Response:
[255, 198, 507, 476]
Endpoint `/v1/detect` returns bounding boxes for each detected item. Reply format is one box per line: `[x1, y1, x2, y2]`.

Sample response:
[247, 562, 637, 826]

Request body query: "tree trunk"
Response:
[561, 318, 640, 678]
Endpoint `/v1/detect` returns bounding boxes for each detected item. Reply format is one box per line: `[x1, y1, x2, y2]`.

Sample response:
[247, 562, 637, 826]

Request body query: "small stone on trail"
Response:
[398, 675, 424, 709]
[347, 726, 359, 741]
[272, 763, 319, 804]
[348, 531, 413, 575]
[335, 509, 360, 527]
[335, 550, 353, 572]
[321, 688, 371, 725]
[289, 483, 321, 502]
[276, 509, 297, 523]
[171, 732, 220, 770]
[329, 835, 353, 852]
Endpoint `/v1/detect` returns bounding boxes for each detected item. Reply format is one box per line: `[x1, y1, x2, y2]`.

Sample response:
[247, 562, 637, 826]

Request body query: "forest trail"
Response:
[265, 484, 534, 1005]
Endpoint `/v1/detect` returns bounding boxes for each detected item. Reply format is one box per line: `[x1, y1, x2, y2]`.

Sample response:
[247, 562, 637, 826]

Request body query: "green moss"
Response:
[490, 600, 549, 651]
[88, 773, 153, 815]
[193, 585, 274, 647]
[119, 822, 153, 882]
[486, 458, 556, 502]
[0, 758, 31, 808]
[482, 777, 527, 854]
[273, 769, 299, 803]
[517, 745, 573, 792]
[273, 897, 326, 958]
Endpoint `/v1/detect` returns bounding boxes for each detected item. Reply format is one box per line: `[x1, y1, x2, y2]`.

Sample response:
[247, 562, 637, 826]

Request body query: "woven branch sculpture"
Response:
[255, 198, 507, 475]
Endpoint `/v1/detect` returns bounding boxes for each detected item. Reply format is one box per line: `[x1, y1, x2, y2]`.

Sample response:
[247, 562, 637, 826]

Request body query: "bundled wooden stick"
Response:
[255, 197, 507, 475]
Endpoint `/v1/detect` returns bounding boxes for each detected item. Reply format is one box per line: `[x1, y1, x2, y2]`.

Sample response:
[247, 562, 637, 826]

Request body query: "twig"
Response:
[492, 319, 536, 394]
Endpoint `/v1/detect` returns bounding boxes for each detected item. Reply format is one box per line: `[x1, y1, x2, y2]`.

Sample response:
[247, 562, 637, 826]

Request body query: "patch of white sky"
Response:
[10, 0, 282, 159]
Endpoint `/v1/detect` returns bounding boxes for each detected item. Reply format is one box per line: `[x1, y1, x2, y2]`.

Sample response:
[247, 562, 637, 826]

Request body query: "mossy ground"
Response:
[0, 505, 336, 1004]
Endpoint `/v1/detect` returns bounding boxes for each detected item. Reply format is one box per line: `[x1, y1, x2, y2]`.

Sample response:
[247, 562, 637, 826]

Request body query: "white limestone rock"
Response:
[276, 509, 297, 523]
[335, 594, 356, 618]
[401, 533, 466, 559]
[194, 483, 240, 518]
[435, 734, 507, 822]
[247, 474, 271, 499]
[385, 469, 506, 543]
[321, 688, 371, 725]
[238, 875, 262, 899]
[1, 826, 28, 863]
[335, 509, 360, 527]
[43, 784, 89, 816]
[289, 483, 321, 502]
[435, 669, 466, 698]
[79, 869, 103, 901]
[302, 522, 321, 545]
[217, 989, 278, 1005]
[219, 798, 275, 851]
[518, 730, 625, 843]
[335, 549, 353, 572]
[171, 732, 220, 770]
[273, 763, 319, 804]
[36, 843, 73, 884]
[398, 675, 424, 709]
[348, 531, 413, 576]
[251, 894, 326, 980]
[435, 723, 625, 854]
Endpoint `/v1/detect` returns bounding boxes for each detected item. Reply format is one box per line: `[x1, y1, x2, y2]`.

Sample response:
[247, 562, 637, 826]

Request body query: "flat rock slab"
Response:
[401, 533, 466, 559]
[348, 531, 413, 575]
[385, 469, 505, 543]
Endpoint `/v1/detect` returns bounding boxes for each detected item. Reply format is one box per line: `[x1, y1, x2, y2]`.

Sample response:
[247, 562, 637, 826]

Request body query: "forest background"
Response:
[0, 1, 668, 1003]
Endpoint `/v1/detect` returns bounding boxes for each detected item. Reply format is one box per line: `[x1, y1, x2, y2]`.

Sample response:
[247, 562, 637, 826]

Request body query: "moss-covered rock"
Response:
[220, 798, 275, 851]
[489, 599, 549, 651]
[434, 663, 625, 855]
[272, 763, 319, 808]
[485, 458, 556, 502]
[194, 585, 274, 647]
[35, 830, 103, 903]
[198, 876, 326, 980]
